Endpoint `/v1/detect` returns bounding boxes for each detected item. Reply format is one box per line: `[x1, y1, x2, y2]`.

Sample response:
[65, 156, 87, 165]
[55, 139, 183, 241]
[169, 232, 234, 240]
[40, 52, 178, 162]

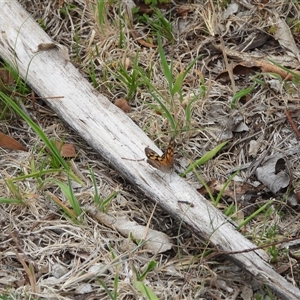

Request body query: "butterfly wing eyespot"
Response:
[144, 138, 175, 173]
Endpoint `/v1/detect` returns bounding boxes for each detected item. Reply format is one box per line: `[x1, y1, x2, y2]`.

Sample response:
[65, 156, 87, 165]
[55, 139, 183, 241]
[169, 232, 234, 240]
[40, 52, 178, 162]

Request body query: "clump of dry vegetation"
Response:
[1, 0, 300, 299]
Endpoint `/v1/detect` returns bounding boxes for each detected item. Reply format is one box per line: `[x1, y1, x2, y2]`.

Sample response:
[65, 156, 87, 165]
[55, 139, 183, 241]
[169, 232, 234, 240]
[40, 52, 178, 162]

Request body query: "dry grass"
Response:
[1, 0, 300, 299]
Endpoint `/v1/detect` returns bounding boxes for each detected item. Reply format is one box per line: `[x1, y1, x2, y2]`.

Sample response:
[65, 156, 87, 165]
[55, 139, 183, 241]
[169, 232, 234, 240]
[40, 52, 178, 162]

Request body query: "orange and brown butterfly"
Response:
[144, 138, 175, 173]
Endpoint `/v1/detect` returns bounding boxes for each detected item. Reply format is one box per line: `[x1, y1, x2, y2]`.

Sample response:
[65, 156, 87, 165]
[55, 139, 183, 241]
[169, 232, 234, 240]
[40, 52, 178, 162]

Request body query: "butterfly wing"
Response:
[160, 139, 174, 167]
[145, 139, 174, 173]
[145, 147, 162, 169]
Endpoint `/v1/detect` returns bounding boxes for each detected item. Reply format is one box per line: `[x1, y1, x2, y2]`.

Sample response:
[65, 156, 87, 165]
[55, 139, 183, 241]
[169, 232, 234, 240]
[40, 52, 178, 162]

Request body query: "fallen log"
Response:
[0, 1, 299, 299]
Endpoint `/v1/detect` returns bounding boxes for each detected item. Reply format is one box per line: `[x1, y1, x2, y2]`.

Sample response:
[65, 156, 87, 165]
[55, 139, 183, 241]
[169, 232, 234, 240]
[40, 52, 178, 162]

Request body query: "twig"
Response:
[285, 109, 300, 139]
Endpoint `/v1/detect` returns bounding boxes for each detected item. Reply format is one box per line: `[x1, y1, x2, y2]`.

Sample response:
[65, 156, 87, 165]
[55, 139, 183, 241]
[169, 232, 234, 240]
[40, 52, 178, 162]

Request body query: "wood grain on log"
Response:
[0, 1, 299, 299]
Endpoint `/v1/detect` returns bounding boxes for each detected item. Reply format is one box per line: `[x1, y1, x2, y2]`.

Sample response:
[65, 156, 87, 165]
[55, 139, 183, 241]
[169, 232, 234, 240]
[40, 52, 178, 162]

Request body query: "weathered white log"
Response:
[0, 1, 299, 299]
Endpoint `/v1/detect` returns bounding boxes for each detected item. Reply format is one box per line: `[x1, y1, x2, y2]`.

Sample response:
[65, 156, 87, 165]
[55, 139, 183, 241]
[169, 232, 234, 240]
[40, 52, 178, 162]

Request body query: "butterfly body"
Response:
[144, 139, 175, 173]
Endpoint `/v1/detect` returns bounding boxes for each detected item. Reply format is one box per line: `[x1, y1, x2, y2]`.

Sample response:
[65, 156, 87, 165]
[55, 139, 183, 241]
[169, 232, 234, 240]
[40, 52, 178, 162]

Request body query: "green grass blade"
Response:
[0, 198, 24, 204]
[133, 281, 159, 300]
[268, 58, 300, 80]
[113, 272, 119, 300]
[46, 178, 82, 217]
[4, 178, 22, 201]
[0, 91, 70, 171]
[149, 91, 176, 133]
[152, 7, 174, 42]
[137, 261, 157, 281]
[185, 93, 199, 124]
[236, 199, 274, 231]
[97, 0, 106, 34]
[89, 166, 100, 205]
[97, 278, 116, 300]
[180, 141, 228, 177]
[192, 169, 215, 202]
[231, 85, 255, 109]
[6, 169, 68, 183]
[172, 55, 203, 97]
[67, 175, 82, 216]
[224, 203, 236, 216]
[100, 190, 118, 213]
[157, 34, 173, 92]
[214, 169, 240, 206]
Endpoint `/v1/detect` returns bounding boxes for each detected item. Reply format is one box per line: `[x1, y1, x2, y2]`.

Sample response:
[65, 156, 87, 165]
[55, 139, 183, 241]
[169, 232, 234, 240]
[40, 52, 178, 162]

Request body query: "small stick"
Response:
[285, 110, 300, 140]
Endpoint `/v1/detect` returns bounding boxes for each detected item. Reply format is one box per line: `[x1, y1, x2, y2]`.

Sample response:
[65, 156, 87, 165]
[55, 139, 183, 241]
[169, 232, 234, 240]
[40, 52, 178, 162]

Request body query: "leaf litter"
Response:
[1, 0, 300, 299]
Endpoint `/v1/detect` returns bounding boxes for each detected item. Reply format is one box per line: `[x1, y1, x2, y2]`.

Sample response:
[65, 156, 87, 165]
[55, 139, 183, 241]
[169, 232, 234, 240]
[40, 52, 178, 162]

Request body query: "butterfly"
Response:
[144, 138, 175, 173]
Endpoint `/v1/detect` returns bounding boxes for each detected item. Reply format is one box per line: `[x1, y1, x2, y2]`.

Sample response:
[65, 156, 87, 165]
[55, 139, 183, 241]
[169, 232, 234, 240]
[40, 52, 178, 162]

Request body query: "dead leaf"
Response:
[0, 68, 14, 85]
[218, 113, 248, 140]
[248, 140, 262, 157]
[235, 31, 269, 52]
[257, 60, 296, 80]
[134, 1, 170, 15]
[130, 29, 156, 48]
[273, 12, 300, 62]
[213, 42, 300, 80]
[0, 68, 15, 96]
[55, 141, 76, 158]
[114, 98, 132, 113]
[198, 179, 270, 217]
[216, 63, 260, 81]
[197, 179, 259, 202]
[197, 179, 218, 195]
[274, 158, 286, 174]
[222, 2, 239, 19]
[0, 132, 27, 151]
[286, 192, 298, 207]
[255, 156, 290, 194]
[177, 5, 192, 17]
